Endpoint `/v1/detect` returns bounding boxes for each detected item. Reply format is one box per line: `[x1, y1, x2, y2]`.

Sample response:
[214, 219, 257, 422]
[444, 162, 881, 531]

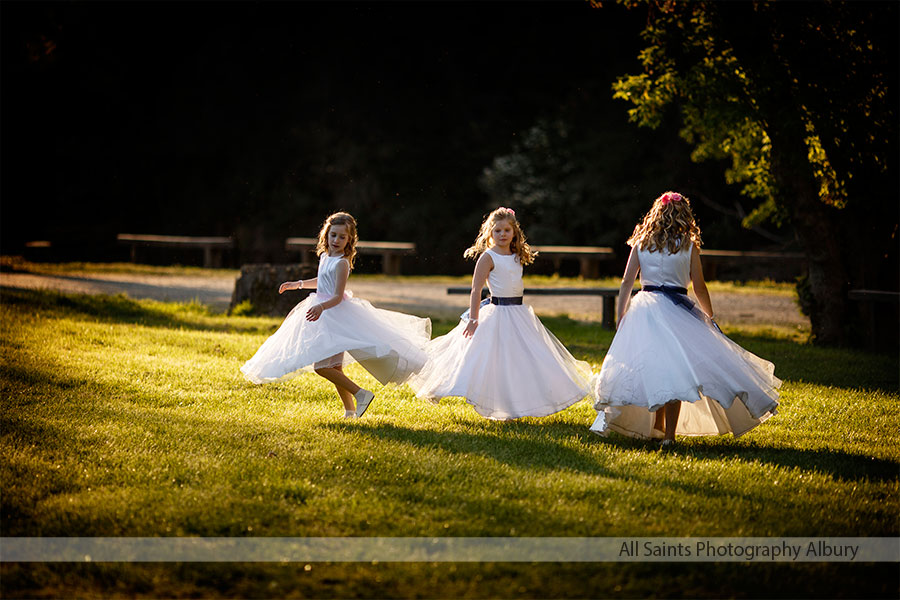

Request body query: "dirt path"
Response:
[0, 271, 809, 328]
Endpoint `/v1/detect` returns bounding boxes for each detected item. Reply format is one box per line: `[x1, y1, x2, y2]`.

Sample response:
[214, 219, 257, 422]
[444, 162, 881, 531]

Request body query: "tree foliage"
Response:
[609, 0, 898, 344]
[478, 82, 780, 260]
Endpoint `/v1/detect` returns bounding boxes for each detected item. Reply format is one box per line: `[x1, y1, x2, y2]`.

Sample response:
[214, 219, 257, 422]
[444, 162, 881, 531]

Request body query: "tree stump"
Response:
[230, 263, 316, 316]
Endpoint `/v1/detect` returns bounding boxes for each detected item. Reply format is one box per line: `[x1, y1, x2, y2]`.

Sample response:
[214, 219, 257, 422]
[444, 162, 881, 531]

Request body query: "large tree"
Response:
[608, 0, 898, 345]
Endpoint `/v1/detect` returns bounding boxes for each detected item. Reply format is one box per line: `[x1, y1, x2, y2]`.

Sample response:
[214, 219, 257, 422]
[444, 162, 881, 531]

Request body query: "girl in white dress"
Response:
[241, 212, 432, 418]
[408, 207, 592, 420]
[591, 192, 780, 448]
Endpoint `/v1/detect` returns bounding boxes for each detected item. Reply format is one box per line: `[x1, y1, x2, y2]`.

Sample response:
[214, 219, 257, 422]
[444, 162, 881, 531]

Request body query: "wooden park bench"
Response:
[531, 245, 616, 279]
[448, 286, 631, 330]
[23, 240, 53, 261]
[699, 249, 806, 281]
[285, 237, 416, 275]
[117, 234, 235, 268]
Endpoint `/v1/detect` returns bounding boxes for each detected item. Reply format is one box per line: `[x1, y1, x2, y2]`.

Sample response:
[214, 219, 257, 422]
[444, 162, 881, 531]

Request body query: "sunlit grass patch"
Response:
[1, 287, 896, 597]
[706, 278, 799, 297]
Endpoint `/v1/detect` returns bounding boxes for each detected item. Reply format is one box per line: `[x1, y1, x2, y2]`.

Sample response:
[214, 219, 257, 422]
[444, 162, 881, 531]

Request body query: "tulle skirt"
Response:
[591, 291, 780, 438]
[407, 304, 593, 420]
[241, 291, 432, 386]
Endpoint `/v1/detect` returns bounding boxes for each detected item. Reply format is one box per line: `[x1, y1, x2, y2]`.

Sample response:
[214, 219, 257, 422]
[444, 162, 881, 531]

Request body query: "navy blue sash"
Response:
[491, 296, 523, 305]
[460, 295, 523, 320]
[641, 285, 723, 333]
[642, 285, 691, 309]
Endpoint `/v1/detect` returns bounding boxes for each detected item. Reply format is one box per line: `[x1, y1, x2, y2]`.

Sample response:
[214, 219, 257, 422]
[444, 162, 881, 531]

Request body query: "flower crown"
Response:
[498, 206, 516, 217]
[659, 192, 683, 205]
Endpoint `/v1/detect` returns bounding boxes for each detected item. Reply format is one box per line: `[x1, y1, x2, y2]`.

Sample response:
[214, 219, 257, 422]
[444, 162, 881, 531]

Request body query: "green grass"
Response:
[1, 287, 896, 598]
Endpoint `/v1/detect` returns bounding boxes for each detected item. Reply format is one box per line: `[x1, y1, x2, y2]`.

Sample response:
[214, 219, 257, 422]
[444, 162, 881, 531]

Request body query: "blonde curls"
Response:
[627, 191, 702, 254]
[315, 212, 359, 268]
[464, 207, 537, 266]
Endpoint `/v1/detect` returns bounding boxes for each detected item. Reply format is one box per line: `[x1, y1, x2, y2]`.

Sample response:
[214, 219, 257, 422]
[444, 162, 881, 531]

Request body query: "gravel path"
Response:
[0, 271, 808, 328]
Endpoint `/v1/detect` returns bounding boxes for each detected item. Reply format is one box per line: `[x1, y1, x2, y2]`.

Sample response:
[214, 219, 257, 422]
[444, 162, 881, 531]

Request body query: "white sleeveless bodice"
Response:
[316, 254, 348, 296]
[637, 245, 692, 288]
[486, 248, 524, 297]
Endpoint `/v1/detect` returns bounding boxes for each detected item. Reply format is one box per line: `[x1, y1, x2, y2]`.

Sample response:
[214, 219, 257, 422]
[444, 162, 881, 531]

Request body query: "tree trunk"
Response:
[717, 2, 852, 344]
[768, 137, 849, 344]
[230, 263, 316, 316]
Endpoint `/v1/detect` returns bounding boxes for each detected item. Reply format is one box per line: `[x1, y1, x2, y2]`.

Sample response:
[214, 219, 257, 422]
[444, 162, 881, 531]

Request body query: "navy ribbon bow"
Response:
[460, 297, 491, 321]
[641, 285, 723, 333]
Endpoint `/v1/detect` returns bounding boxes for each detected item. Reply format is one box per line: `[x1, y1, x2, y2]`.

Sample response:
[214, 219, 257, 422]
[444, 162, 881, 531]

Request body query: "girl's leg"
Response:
[663, 400, 681, 441]
[314, 355, 375, 418]
[314, 355, 361, 410]
[314, 366, 361, 411]
[332, 365, 357, 412]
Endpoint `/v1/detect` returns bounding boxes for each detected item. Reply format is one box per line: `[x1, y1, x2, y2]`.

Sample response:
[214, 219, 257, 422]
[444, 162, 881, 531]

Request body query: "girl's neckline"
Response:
[325, 253, 346, 259]
[488, 247, 514, 256]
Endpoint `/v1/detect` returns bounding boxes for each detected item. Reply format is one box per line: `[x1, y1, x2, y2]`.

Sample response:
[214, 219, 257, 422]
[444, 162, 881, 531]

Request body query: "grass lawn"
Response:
[0, 287, 896, 598]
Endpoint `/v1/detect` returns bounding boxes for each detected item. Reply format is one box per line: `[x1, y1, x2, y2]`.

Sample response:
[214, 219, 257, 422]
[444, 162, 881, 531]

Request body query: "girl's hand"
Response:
[463, 320, 478, 338]
[279, 280, 299, 294]
[306, 304, 324, 321]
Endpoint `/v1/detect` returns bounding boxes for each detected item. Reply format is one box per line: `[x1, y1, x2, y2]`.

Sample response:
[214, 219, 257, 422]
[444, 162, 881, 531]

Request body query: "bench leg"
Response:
[300, 250, 314, 268]
[130, 244, 138, 263]
[602, 296, 616, 330]
[579, 257, 599, 279]
[382, 253, 401, 276]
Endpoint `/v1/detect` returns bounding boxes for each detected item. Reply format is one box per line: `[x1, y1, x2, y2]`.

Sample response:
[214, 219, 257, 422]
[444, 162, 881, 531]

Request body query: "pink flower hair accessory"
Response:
[660, 192, 683, 205]
[499, 206, 516, 216]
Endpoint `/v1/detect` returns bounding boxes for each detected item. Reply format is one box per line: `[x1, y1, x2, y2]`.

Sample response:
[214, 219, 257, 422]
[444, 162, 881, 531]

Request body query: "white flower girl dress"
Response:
[408, 248, 592, 419]
[241, 254, 432, 386]
[591, 246, 780, 438]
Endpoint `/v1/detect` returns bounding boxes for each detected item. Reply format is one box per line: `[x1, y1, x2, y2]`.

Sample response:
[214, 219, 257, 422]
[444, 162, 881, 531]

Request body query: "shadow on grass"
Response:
[677, 437, 900, 483]
[727, 331, 898, 393]
[0, 286, 269, 334]
[334, 417, 899, 487]
[324, 419, 618, 477]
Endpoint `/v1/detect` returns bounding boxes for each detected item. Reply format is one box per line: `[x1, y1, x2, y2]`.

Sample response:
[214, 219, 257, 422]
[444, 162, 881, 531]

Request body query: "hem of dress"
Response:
[602, 411, 778, 439]
[464, 389, 590, 421]
[594, 384, 781, 418]
[241, 343, 405, 385]
[592, 402, 779, 439]
[604, 422, 666, 440]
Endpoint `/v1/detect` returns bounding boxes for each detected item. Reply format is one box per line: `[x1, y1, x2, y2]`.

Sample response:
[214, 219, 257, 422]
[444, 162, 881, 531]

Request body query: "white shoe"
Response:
[343, 410, 357, 419]
[354, 389, 375, 418]
[589, 412, 608, 437]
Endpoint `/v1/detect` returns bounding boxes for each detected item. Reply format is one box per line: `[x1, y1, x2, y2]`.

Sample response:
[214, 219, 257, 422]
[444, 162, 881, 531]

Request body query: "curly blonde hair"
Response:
[463, 206, 537, 265]
[627, 191, 702, 254]
[315, 211, 358, 268]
